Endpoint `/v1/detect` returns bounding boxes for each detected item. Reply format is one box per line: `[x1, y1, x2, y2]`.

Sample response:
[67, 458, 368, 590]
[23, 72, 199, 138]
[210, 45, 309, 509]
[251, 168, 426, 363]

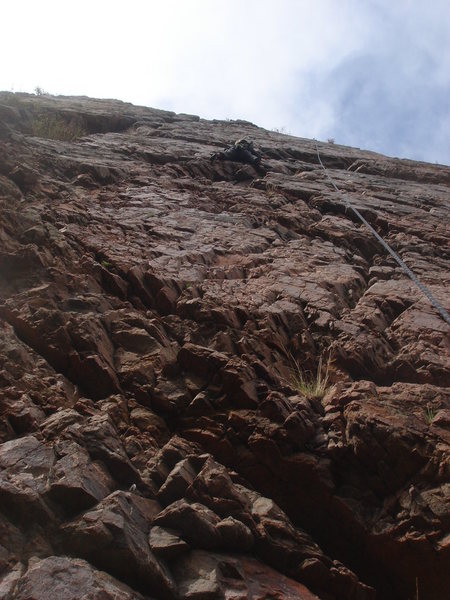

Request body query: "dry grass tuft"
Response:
[30, 112, 87, 141]
[290, 354, 332, 399]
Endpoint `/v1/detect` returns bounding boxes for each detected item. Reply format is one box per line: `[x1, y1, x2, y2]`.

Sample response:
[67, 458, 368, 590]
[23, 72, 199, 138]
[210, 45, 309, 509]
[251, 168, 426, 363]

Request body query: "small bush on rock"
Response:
[34, 86, 49, 96]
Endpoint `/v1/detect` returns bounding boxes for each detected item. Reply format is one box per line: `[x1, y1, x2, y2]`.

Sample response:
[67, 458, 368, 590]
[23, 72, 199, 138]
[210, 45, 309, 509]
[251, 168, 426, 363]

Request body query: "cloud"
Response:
[1, 0, 449, 163]
[324, 53, 450, 163]
[310, 0, 450, 163]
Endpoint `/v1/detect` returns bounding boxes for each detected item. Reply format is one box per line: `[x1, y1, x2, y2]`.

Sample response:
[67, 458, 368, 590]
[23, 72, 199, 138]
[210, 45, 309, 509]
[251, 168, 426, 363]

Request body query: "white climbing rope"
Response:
[314, 142, 450, 326]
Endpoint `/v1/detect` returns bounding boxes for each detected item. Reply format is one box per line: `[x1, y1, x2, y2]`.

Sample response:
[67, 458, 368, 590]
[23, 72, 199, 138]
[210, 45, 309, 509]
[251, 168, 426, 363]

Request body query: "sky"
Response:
[2, 0, 450, 165]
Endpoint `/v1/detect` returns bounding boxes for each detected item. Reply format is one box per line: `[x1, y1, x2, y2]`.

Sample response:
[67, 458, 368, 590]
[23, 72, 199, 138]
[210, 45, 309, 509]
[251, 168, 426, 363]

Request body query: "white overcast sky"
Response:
[2, 0, 450, 164]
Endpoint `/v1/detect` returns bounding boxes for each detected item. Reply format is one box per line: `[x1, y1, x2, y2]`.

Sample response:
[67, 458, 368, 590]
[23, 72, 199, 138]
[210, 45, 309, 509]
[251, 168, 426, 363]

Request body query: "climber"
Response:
[210, 138, 263, 168]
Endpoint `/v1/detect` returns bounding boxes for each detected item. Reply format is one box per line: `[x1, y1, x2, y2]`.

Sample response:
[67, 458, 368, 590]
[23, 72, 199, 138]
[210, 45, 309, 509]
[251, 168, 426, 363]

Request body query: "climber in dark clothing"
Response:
[210, 139, 263, 168]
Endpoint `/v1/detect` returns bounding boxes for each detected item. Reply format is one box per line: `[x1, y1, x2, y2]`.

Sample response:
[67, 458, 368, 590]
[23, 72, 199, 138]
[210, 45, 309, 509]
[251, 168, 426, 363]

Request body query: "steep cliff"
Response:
[0, 92, 449, 600]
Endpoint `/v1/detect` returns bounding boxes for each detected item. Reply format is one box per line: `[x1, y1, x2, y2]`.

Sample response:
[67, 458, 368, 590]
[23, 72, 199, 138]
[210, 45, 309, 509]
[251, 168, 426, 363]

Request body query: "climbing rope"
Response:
[314, 142, 450, 326]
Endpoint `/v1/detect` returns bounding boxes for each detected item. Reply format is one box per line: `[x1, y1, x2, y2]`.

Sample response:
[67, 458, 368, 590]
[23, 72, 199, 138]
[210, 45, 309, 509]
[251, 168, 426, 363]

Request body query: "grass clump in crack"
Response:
[424, 404, 436, 425]
[291, 354, 332, 399]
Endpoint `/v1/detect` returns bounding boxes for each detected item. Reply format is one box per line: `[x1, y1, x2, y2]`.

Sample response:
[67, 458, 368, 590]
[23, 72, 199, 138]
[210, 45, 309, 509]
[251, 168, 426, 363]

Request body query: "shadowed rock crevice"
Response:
[0, 93, 449, 600]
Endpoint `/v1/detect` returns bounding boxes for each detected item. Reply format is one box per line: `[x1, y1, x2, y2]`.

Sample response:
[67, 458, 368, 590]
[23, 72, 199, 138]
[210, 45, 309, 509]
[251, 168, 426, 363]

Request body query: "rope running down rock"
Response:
[315, 142, 450, 326]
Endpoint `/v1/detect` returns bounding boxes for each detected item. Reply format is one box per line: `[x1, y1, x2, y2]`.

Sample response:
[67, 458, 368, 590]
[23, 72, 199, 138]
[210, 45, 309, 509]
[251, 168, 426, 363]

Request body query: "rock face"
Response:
[0, 91, 449, 600]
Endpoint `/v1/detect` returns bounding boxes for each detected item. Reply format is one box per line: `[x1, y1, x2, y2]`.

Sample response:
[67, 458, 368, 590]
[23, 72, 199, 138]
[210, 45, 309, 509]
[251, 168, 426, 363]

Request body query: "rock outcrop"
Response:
[0, 91, 449, 600]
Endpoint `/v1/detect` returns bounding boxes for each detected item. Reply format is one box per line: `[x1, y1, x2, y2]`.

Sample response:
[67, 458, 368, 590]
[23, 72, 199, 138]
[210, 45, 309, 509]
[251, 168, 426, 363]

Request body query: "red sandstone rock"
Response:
[13, 556, 149, 599]
[172, 550, 322, 599]
[149, 526, 189, 560]
[0, 91, 449, 599]
[62, 491, 175, 598]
